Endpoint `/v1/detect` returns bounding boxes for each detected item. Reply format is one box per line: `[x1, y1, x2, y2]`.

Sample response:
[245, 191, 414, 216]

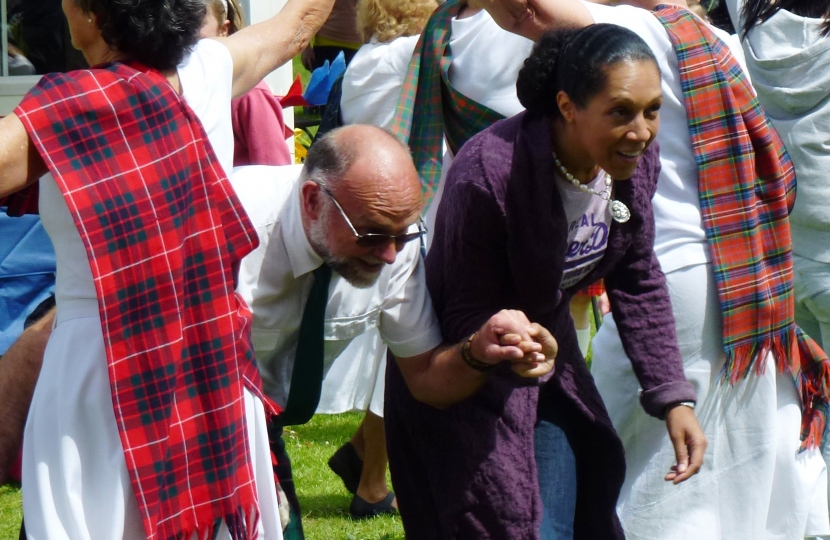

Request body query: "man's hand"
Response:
[469, 309, 557, 378]
[664, 404, 707, 484]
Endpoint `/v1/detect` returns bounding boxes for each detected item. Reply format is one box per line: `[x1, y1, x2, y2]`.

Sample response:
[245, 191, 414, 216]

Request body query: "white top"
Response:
[584, 2, 748, 273]
[724, 0, 830, 262]
[425, 9, 535, 241]
[341, 35, 421, 130]
[449, 9, 534, 117]
[556, 170, 612, 289]
[232, 165, 443, 407]
[179, 39, 235, 177]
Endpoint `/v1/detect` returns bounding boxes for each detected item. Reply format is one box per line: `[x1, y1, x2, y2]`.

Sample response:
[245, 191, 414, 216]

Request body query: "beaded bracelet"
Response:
[461, 332, 497, 372]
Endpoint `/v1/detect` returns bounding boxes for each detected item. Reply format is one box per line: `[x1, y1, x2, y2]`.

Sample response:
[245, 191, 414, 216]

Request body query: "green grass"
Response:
[0, 485, 22, 540]
[287, 412, 404, 540]
[0, 413, 401, 540]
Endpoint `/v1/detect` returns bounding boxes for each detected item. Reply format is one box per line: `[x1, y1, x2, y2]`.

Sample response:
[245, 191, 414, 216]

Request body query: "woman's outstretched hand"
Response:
[664, 404, 707, 484]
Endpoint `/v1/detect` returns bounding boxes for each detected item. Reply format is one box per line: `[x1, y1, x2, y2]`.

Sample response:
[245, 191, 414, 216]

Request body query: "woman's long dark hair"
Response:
[742, 0, 830, 37]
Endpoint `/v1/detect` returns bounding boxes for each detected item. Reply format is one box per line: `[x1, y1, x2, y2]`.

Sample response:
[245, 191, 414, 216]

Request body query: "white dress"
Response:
[21, 41, 283, 540]
[583, 4, 829, 538]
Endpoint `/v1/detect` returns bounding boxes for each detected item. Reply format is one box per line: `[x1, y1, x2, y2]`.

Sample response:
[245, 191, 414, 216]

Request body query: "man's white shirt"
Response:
[232, 165, 443, 407]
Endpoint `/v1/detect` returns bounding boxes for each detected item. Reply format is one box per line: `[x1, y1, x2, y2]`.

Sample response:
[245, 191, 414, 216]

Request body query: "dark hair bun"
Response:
[516, 29, 578, 115]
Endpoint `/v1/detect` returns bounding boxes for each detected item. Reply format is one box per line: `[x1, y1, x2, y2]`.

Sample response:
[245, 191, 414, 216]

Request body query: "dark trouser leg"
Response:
[268, 423, 305, 540]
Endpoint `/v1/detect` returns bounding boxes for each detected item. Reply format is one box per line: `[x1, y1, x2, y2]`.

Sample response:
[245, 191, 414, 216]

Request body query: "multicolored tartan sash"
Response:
[654, 5, 830, 448]
[390, 0, 505, 209]
[14, 63, 264, 539]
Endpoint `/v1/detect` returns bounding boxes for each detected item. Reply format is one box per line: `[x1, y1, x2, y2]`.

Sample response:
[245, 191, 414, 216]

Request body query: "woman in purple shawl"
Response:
[385, 24, 705, 540]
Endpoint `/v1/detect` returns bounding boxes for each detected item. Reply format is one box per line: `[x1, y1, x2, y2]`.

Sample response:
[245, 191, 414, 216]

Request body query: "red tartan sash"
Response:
[14, 63, 265, 539]
[654, 6, 830, 449]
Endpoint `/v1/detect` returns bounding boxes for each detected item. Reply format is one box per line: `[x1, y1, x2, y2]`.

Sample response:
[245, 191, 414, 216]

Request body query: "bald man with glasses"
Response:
[231, 124, 557, 537]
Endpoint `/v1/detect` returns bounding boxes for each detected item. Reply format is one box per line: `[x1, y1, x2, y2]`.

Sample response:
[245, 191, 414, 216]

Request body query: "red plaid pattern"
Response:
[14, 63, 266, 539]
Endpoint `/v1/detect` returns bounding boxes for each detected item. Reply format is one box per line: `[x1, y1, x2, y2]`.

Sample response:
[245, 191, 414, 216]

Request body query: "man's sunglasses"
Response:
[318, 184, 427, 248]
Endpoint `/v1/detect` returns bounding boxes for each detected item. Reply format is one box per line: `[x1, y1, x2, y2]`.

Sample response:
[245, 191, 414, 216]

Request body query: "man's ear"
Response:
[300, 180, 323, 221]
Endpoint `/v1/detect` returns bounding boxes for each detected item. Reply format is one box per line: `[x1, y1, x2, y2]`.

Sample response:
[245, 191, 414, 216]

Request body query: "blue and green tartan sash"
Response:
[655, 5, 830, 449]
[390, 0, 505, 209]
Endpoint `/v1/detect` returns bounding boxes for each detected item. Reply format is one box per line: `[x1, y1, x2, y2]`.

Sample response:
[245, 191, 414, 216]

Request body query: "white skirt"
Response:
[22, 308, 283, 540]
[591, 263, 829, 540]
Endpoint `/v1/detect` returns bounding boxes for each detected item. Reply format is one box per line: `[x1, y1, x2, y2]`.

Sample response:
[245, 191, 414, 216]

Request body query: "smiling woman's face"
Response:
[567, 59, 663, 180]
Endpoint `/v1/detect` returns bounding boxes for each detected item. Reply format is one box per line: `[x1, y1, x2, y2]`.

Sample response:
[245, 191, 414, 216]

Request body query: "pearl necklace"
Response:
[552, 151, 631, 223]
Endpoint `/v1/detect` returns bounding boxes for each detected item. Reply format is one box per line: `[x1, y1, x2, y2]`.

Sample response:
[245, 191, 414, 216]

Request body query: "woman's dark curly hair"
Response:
[517, 24, 658, 118]
[73, 0, 206, 70]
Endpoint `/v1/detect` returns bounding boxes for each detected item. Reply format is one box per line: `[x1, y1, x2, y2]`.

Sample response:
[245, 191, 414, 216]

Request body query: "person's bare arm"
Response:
[0, 307, 53, 484]
[0, 114, 47, 199]
[397, 310, 558, 409]
[215, 0, 335, 99]
[474, 0, 594, 41]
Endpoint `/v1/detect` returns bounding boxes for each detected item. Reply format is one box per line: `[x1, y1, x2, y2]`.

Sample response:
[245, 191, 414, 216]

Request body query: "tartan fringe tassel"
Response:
[171, 507, 259, 540]
[795, 329, 830, 451]
[722, 328, 830, 451]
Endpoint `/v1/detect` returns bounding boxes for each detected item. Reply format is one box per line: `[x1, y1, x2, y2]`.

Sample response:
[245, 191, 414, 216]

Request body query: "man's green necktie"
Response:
[279, 263, 332, 426]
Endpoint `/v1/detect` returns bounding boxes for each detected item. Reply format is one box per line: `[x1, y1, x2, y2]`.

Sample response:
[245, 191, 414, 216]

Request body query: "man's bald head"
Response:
[301, 125, 420, 197]
[300, 125, 424, 288]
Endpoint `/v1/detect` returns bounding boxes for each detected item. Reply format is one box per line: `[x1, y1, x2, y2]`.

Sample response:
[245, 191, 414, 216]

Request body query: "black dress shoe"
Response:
[349, 491, 397, 519]
[327, 441, 363, 494]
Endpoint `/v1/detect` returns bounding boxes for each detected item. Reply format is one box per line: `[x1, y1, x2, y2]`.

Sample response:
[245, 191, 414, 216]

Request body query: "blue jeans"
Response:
[534, 418, 577, 540]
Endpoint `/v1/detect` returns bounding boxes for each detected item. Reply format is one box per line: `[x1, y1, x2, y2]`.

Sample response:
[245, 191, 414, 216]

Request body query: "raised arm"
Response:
[0, 114, 46, 200]
[473, 0, 593, 41]
[215, 0, 335, 99]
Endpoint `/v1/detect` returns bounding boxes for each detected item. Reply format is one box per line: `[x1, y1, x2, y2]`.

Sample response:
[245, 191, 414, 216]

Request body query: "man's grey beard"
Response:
[308, 214, 382, 289]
